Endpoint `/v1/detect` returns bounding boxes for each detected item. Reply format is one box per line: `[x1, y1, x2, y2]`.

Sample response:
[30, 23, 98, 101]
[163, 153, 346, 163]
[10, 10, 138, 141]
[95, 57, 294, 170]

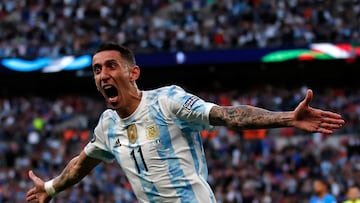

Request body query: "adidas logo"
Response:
[114, 138, 122, 148]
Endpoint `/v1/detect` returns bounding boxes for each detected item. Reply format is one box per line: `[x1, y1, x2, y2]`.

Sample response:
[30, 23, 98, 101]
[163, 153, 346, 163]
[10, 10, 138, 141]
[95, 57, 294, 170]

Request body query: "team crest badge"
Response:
[127, 124, 138, 144]
[146, 123, 160, 140]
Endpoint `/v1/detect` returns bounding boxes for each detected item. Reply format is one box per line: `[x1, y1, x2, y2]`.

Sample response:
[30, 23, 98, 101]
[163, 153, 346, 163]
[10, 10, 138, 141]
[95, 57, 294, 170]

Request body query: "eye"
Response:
[93, 65, 101, 74]
[109, 61, 117, 68]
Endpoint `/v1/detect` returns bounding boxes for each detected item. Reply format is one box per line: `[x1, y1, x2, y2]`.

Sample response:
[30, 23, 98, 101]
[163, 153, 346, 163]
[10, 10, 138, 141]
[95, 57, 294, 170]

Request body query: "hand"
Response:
[292, 89, 345, 134]
[26, 170, 52, 203]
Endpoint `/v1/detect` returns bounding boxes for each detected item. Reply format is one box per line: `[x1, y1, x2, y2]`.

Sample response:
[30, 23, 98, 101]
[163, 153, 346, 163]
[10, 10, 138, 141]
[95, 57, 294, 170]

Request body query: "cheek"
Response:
[94, 76, 100, 86]
[95, 81, 102, 91]
[115, 76, 130, 87]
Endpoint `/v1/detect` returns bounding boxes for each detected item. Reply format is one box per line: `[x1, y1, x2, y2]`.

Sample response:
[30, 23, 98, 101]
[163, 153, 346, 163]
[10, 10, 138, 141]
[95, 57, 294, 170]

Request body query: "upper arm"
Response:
[78, 151, 102, 173]
[209, 105, 228, 126]
[208, 105, 242, 127]
[163, 85, 215, 130]
[83, 111, 115, 163]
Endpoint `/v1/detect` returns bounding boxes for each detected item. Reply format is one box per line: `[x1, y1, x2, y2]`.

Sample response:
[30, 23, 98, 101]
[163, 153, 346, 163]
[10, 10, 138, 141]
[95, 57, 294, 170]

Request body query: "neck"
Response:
[116, 89, 142, 118]
[318, 192, 327, 199]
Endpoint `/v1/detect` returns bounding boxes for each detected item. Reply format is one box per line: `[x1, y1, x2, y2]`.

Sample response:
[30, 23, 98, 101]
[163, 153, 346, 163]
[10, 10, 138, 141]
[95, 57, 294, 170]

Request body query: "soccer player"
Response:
[26, 43, 344, 203]
[310, 179, 337, 203]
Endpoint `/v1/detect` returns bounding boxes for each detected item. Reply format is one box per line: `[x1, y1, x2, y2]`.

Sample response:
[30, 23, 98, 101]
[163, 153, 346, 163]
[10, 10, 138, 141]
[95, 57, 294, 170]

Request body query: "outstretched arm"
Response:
[26, 150, 101, 203]
[209, 89, 344, 134]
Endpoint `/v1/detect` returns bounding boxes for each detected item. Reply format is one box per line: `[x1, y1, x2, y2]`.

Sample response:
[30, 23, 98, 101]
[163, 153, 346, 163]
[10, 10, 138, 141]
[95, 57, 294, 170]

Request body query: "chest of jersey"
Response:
[107, 118, 179, 176]
[105, 116, 211, 203]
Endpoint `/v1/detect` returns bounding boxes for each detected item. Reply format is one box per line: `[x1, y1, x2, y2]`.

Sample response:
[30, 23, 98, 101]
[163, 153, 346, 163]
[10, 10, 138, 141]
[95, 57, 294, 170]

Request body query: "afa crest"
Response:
[146, 123, 160, 140]
[127, 124, 138, 144]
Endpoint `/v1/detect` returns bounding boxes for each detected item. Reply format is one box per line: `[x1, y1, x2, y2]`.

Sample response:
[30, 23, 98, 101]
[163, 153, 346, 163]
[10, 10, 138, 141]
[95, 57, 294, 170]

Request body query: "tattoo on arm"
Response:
[52, 156, 84, 193]
[209, 105, 293, 129]
[53, 153, 101, 193]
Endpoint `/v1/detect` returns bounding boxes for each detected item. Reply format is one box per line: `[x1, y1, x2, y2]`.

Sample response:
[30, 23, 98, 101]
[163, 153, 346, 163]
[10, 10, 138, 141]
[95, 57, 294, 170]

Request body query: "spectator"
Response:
[310, 179, 337, 203]
[344, 186, 360, 203]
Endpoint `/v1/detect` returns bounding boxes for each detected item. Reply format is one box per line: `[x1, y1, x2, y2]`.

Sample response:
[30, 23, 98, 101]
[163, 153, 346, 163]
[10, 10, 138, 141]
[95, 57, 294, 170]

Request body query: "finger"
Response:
[26, 187, 36, 198]
[320, 122, 343, 129]
[303, 89, 313, 107]
[26, 193, 38, 202]
[320, 111, 345, 120]
[320, 116, 345, 125]
[317, 127, 333, 135]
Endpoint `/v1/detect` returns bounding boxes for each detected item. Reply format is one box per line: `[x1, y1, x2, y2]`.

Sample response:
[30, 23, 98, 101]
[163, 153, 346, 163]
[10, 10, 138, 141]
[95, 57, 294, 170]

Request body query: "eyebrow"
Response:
[92, 59, 118, 68]
[104, 59, 118, 64]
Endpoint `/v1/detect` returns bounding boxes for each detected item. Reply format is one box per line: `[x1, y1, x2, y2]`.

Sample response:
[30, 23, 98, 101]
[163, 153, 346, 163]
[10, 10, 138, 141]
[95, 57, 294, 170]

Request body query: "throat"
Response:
[115, 91, 142, 119]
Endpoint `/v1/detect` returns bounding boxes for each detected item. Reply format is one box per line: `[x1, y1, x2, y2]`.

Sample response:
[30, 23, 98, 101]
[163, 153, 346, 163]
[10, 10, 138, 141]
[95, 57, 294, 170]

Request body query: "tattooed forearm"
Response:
[53, 156, 83, 193]
[52, 152, 101, 193]
[209, 105, 294, 129]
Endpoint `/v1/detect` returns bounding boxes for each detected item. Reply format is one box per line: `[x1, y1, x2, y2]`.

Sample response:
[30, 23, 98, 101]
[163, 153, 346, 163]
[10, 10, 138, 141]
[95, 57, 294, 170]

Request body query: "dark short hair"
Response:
[94, 42, 136, 65]
[315, 178, 330, 190]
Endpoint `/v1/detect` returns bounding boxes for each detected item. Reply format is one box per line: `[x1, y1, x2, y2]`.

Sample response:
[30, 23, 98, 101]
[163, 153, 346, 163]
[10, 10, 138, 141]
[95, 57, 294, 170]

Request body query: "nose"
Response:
[99, 68, 110, 82]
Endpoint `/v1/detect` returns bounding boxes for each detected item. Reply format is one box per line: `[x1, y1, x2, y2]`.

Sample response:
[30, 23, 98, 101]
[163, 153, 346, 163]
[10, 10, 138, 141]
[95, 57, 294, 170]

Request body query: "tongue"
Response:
[109, 97, 118, 103]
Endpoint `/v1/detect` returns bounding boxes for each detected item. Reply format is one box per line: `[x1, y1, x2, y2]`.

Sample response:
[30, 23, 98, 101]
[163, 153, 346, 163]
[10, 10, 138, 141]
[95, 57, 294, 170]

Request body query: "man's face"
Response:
[92, 50, 134, 109]
[313, 180, 326, 196]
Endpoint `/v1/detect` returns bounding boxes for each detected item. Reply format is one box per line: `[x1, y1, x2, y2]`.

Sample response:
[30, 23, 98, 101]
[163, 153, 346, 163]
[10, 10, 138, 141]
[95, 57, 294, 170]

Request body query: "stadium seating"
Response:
[0, 0, 359, 57]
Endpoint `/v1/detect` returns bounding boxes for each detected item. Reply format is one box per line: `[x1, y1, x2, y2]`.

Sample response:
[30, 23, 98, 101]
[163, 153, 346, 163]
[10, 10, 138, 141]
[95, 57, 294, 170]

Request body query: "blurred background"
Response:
[1, 0, 360, 202]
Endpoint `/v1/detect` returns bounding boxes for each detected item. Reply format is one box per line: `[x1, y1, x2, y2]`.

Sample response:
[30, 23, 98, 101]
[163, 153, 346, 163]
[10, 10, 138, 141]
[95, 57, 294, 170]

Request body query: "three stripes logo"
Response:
[114, 138, 122, 148]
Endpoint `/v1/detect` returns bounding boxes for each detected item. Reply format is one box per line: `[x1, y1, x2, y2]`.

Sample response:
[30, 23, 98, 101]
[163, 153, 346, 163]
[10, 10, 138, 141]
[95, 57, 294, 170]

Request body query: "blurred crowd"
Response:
[1, 86, 360, 202]
[0, 0, 360, 58]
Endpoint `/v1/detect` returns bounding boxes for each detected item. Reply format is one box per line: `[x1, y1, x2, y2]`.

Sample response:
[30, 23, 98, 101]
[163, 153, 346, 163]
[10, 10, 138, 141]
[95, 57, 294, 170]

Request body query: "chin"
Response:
[106, 100, 119, 109]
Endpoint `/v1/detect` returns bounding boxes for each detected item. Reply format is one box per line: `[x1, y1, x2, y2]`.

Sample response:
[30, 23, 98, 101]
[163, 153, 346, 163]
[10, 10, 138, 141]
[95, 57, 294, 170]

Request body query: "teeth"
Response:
[104, 86, 112, 89]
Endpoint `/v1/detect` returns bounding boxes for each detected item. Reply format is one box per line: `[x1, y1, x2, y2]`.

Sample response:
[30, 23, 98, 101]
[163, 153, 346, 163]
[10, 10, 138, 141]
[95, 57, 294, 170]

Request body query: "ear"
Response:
[129, 65, 140, 82]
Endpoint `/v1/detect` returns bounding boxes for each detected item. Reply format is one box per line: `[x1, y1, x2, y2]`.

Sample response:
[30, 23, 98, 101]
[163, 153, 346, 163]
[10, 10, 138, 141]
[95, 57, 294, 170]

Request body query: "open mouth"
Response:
[103, 86, 118, 98]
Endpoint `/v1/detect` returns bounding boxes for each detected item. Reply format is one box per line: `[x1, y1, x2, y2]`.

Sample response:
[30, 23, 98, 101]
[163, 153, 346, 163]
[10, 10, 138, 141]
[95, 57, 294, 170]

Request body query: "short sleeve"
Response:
[161, 85, 217, 131]
[84, 112, 115, 163]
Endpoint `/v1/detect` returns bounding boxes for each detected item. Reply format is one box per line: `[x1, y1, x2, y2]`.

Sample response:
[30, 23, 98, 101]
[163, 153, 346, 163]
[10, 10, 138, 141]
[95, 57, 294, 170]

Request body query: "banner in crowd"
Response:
[0, 43, 359, 73]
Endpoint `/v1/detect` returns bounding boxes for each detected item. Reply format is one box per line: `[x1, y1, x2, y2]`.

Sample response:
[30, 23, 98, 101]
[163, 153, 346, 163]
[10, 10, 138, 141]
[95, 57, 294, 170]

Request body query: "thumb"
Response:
[28, 170, 43, 186]
[28, 170, 36, 180]
[302, 89, 313, 107]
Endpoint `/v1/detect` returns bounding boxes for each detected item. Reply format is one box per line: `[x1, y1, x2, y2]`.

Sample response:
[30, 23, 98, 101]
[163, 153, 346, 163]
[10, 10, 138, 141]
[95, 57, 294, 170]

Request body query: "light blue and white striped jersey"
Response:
[84, 85, 217, 203]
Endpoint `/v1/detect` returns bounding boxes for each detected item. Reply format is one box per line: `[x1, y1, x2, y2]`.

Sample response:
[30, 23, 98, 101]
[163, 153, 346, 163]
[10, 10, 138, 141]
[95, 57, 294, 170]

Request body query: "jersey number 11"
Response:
[130, 147, 148, 174]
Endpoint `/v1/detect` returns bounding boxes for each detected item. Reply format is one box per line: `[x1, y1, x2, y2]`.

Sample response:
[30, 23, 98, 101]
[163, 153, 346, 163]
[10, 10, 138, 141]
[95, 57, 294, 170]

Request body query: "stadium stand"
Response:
[0, 0, 359, 58]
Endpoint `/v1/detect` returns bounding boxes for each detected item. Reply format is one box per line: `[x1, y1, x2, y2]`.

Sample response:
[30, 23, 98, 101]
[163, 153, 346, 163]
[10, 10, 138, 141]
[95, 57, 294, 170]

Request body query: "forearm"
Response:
[51, 156, 85, 193]
[48, 151, 100, 195]
[209, 105, 294, 129]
